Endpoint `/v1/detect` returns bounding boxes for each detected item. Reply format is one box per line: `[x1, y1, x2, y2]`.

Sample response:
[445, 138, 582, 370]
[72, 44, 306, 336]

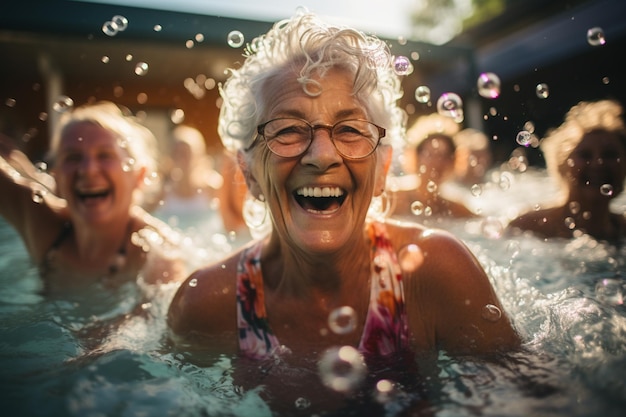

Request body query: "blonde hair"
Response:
[48, 101, 161, 207]
[406, 113, 460, 148]
[541, 99, 626, 186]
[217, 11, 407, 155]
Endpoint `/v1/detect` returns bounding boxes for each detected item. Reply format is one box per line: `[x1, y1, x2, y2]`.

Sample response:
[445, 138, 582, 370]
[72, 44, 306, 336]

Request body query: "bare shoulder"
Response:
[383, 218, 521, 353]
[167, 249, 243, 337]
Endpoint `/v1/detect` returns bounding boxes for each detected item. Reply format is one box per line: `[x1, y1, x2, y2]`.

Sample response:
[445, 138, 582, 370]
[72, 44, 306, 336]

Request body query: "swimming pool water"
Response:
[1, 169, 626, 416]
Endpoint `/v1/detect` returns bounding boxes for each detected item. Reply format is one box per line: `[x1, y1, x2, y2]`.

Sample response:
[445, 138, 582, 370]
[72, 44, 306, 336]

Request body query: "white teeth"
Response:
[296, 186, 344, 197]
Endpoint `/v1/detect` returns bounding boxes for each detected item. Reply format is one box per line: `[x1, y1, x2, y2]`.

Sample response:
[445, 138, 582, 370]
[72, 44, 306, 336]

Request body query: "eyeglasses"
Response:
[255, 118, 386, 159]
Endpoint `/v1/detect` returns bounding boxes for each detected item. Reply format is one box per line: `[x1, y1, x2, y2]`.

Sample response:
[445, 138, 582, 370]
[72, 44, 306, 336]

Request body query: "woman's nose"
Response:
[300, 129, 343, 168]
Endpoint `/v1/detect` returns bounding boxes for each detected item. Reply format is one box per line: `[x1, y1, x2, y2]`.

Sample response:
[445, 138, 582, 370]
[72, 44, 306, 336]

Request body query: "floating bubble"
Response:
[470, 184, 482, 197]
[111, 15, 128, 31]
[569, 201, 581, 214]
[153, 24, 162, 32]
[393, 56, 411, 76]
[53, 95, 74, 113]
[600, 184, 614, 196]
[101, 55, 110, 64]
[515, 130, 532, 147]
[481, 304, 502, 322]
[102, 20, 118, 36]
[410, 201, 424, 215]
[185, 40, 194, 49]
[398, 244, 424, 272]
[134, 62, 149, 76]
[436, 92, 463, 119]
[318, 346, 367, 393]
[595, 278, 623, 305]
[564, 217, 576, 230]
[481, 217, 503, 239]
[426, 180, 437, 193]
[188, 278, 198, 287]
[328, 306, 357, 335]
[414, 85, 431, 103]
[195, 33, 204, 42]
[5, 98, 16, 107]
[587, 27, 606, 46]
[477, 72, 501, 99]
[536, 83, 549, 99]
[227, 30, 245, 48]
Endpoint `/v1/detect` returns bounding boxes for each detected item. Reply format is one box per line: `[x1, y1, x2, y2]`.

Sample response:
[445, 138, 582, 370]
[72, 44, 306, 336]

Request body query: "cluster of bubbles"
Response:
[102, 15, 128, 37]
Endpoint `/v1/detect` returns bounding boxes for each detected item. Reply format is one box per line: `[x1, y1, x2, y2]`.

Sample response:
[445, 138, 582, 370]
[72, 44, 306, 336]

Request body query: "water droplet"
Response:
[535, 83, 549, 99]
[34, 161, 47, 172]
[294, 397, 310, 410]
[481, 217, 503, 239]
[170, 108, 185, 124]
[318, 346, 367, 393]
[426, 180, 437, 193]
[477, 72, 501, 99]
[134, 62, 149, 76]
[569, 201, 581, 214]
[188, 278, 198, 287]
[328, 306, 357, 335]
[436, 92, 463, 119]
[393, 56, 411, 75]
[111, 15, 128, 31]
[398, 244, 424, 272]
[227, 30, 245, 48]
[600, 184, 614, 196]
[470, 184, 482, 196]
[516, 130, 532, 147]
[410, 201, 424, 215]
[481, 304, 502, 322]
[595, 278, 623, 305]
[53, 95, 74, 113]
[102, 20, 118, 36]
[587, 27, 606, 46]
[414, 85, 431, 103]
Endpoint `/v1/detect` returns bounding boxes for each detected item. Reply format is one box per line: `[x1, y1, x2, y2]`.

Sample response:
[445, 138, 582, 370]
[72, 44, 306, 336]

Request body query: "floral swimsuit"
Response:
[236, 221, 410, 360]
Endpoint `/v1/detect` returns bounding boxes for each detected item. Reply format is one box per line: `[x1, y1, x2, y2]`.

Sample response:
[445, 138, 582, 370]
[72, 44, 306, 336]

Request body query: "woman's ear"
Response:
[237, 150, 263, 199]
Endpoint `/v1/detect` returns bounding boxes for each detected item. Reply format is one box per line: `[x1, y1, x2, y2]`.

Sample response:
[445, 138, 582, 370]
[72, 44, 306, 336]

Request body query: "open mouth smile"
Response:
[294, 186, 346, 213]
[76, 188, 111, 203]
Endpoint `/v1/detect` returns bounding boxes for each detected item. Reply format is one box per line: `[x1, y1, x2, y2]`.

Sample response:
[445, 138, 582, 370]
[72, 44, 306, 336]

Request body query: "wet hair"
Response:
[217, 11, 406, 156]
[540, 99, 626, 185]
[47, 101, 161, 206]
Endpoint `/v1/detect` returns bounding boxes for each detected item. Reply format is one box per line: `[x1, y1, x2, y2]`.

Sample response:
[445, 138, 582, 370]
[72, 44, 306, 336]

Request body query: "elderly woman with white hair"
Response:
[167, 11, 519, 414]
[508, 99, 626, 242]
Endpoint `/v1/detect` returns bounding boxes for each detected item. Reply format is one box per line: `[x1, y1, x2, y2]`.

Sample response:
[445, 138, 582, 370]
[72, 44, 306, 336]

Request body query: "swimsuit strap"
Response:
[359, 221, 410, 357]
[236, 241, 280, 359]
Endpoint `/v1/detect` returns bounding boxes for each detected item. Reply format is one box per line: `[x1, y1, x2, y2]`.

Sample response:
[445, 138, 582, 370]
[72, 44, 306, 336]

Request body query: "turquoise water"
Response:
[1, 169, 626, 416]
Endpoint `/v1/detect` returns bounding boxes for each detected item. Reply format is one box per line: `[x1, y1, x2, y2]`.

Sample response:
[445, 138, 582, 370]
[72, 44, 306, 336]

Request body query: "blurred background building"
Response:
[1, 0, 624, 167]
